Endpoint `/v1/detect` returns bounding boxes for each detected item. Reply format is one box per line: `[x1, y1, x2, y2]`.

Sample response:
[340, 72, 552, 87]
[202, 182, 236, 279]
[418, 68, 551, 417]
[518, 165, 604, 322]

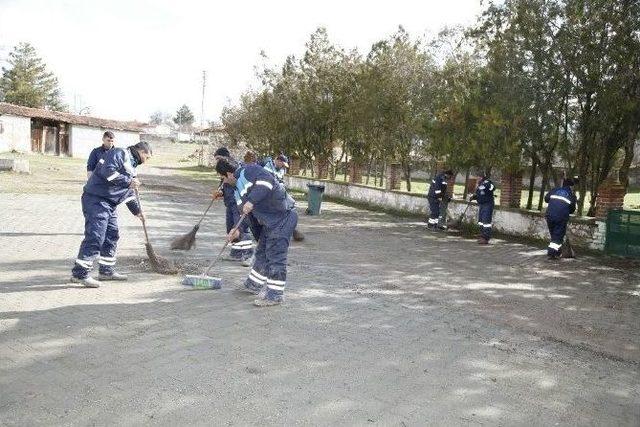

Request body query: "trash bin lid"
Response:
[307, 183, 325, 190]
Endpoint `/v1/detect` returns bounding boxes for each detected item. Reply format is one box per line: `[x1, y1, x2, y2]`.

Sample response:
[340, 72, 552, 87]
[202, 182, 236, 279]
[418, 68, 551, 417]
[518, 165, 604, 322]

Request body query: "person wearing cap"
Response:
[213, 147, 254, 265]
[262, 153, 305, 241]
[86, 131, 115, 179]
[469, 173, 496, 244]
[216, 157, 298, 307]
[543, 178, 577, 259]
[263, 154, 289, 183]
[71, 142, 152, 287]
[426, 169, 454, 230]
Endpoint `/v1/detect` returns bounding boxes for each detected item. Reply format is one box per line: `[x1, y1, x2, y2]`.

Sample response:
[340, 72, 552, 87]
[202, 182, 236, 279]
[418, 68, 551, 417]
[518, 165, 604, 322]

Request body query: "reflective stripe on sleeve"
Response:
[106, 172, 120, 181]
[550, 195, 572, 204]
[255, 180, 273, 190]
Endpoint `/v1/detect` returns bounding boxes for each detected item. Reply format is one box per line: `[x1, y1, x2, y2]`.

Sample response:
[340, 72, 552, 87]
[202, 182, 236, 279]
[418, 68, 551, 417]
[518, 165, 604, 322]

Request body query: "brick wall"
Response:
[348, 161, 364, 184]
[595, 177, 626, 218]
[385, 163, 401, 190]
[289, 156, 301, 175]
[500, 170, 523, 208]
[315, 156, 330, 179]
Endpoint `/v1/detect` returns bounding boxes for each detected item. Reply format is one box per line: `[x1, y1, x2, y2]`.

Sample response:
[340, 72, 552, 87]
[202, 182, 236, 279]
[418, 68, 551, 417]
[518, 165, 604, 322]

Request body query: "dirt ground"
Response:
[1, 144, 639, 425]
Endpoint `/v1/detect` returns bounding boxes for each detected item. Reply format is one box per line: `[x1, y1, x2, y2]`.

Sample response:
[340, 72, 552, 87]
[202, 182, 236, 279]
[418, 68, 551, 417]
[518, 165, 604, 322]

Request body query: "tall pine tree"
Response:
[0, 42, 66, 111]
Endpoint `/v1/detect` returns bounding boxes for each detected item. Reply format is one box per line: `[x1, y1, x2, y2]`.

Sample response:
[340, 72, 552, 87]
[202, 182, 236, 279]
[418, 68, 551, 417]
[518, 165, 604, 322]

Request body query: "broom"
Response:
[450, 201, 473, 229]
[170, 198, 216, 250]
[182, 213, 247, 289]
[135, 189, 178, 275]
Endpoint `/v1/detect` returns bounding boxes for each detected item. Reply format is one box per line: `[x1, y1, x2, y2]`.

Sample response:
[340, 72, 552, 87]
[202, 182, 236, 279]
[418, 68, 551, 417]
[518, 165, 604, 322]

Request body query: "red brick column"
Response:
[315, 155, 330, 179]
[499, 170, 523, 208]
[466, 176, 479, 196]
[385, 162, 401, 190]
[289, 155, 301, 175]
[595, 176, 626, 218]
[348, 160, 364, 184]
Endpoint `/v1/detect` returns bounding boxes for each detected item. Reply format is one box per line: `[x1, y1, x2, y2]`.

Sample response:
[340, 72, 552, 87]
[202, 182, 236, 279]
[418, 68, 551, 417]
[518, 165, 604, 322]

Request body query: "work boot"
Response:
[253, 298, 283, 307]
[71, 276, 101, 288]
[253, 287, 283, 307]
[98, 272, 128, 281]
[437, 224, 448, 231]
[237, 280, 262, 295]
[241, 254, 255, 267]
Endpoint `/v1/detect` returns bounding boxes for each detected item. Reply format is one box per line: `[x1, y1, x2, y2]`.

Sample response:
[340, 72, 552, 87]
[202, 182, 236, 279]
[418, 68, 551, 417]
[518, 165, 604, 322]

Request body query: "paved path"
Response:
[1, 168, 639, 426]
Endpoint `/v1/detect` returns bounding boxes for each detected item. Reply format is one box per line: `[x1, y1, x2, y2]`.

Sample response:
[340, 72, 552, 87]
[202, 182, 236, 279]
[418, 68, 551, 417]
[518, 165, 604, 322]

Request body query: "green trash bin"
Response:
[306, 184, 325, 215]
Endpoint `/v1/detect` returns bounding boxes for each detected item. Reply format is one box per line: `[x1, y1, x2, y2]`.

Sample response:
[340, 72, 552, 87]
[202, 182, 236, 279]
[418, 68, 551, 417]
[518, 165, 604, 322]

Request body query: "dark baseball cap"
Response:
[276, 154, 289, 167]
[214, 147, 231, 157]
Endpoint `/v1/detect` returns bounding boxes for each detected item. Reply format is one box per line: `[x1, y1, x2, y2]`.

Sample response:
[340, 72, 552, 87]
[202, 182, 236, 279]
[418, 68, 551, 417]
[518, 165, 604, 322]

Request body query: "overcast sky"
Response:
[0, 0, 483, 123]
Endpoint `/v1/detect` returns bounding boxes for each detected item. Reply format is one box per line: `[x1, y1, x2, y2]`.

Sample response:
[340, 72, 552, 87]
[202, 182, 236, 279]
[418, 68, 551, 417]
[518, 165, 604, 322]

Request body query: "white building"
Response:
[0, 102, 145, 159]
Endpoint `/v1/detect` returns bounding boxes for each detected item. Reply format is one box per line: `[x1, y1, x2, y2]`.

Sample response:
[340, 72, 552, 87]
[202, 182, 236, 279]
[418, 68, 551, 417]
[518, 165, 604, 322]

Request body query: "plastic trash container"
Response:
[306, 184, 325, 215]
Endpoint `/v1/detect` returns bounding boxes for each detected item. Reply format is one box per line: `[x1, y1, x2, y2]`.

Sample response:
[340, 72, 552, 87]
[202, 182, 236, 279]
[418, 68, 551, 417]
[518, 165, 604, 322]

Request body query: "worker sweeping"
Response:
[213, 147, 254, 265]
[427, 169, 453, 230]
[70, 142, 153, 287]
[262, 153, 304, 241]
[216, 157, 298, 307]
[469, 173, 495, 244]
[543, 177, 577, 260]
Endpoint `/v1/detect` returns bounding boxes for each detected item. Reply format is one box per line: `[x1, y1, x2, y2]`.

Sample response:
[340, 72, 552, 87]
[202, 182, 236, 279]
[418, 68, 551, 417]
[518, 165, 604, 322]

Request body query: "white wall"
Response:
[0, 114, 31, 153]
[286, 175, 605, 250]
[70, 125, 140, 159]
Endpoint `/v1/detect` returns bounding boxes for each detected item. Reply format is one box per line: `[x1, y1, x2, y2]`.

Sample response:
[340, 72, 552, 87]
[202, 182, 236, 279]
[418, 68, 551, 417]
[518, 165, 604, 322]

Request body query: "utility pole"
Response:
[200, 70, 207, 166]
[201, 70, 206, 128]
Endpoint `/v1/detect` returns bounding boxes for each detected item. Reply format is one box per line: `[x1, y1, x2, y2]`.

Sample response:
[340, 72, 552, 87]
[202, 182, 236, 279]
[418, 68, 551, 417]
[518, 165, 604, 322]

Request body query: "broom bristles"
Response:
[145, 243, 178, 275]
[170, 225, 198, 250]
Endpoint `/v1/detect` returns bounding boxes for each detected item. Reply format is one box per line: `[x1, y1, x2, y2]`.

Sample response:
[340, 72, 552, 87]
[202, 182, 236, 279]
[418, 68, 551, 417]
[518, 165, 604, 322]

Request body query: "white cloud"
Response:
[0, 0, 482, 123]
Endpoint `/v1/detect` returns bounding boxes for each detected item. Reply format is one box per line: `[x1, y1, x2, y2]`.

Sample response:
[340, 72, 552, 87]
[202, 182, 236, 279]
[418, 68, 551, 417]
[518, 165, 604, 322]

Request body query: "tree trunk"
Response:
[380, 161, 386, 188]
[365, 154, 374, 185]
[463, 168, 471, 200]
[537, 164, 550, 211]
[526, 159, 537, 210]
[403, 160, 412, 192]
[619, 134, 636, 189]
[373, 158, 378, 186]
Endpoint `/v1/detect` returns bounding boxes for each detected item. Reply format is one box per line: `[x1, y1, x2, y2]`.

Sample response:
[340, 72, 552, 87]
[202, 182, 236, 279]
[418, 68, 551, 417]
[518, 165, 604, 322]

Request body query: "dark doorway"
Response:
[30, 119, 70, 156]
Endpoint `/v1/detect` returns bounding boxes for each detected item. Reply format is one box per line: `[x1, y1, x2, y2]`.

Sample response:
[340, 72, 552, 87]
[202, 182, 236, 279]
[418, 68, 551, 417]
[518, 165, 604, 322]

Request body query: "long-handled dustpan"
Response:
[181, 214, 247, 289]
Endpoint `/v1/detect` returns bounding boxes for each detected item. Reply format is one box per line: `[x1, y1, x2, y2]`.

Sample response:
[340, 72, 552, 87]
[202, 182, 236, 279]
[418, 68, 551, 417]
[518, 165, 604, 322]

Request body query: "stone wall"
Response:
[286, 175, 605, 250]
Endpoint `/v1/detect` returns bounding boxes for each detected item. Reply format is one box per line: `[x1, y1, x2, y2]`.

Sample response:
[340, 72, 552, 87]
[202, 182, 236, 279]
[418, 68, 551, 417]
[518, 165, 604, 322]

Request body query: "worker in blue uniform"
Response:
[86, 131, 115, 179]
[470, 173, 496, 244]
[71, 142, 153, 287]
[261, 153, 304, 241]
[216, 157, 297, 307]
[262, 154, 288, 183]
[544, 178, 577, 259]
[213, 147, 254, 265]
[426, 169, 453, 230]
